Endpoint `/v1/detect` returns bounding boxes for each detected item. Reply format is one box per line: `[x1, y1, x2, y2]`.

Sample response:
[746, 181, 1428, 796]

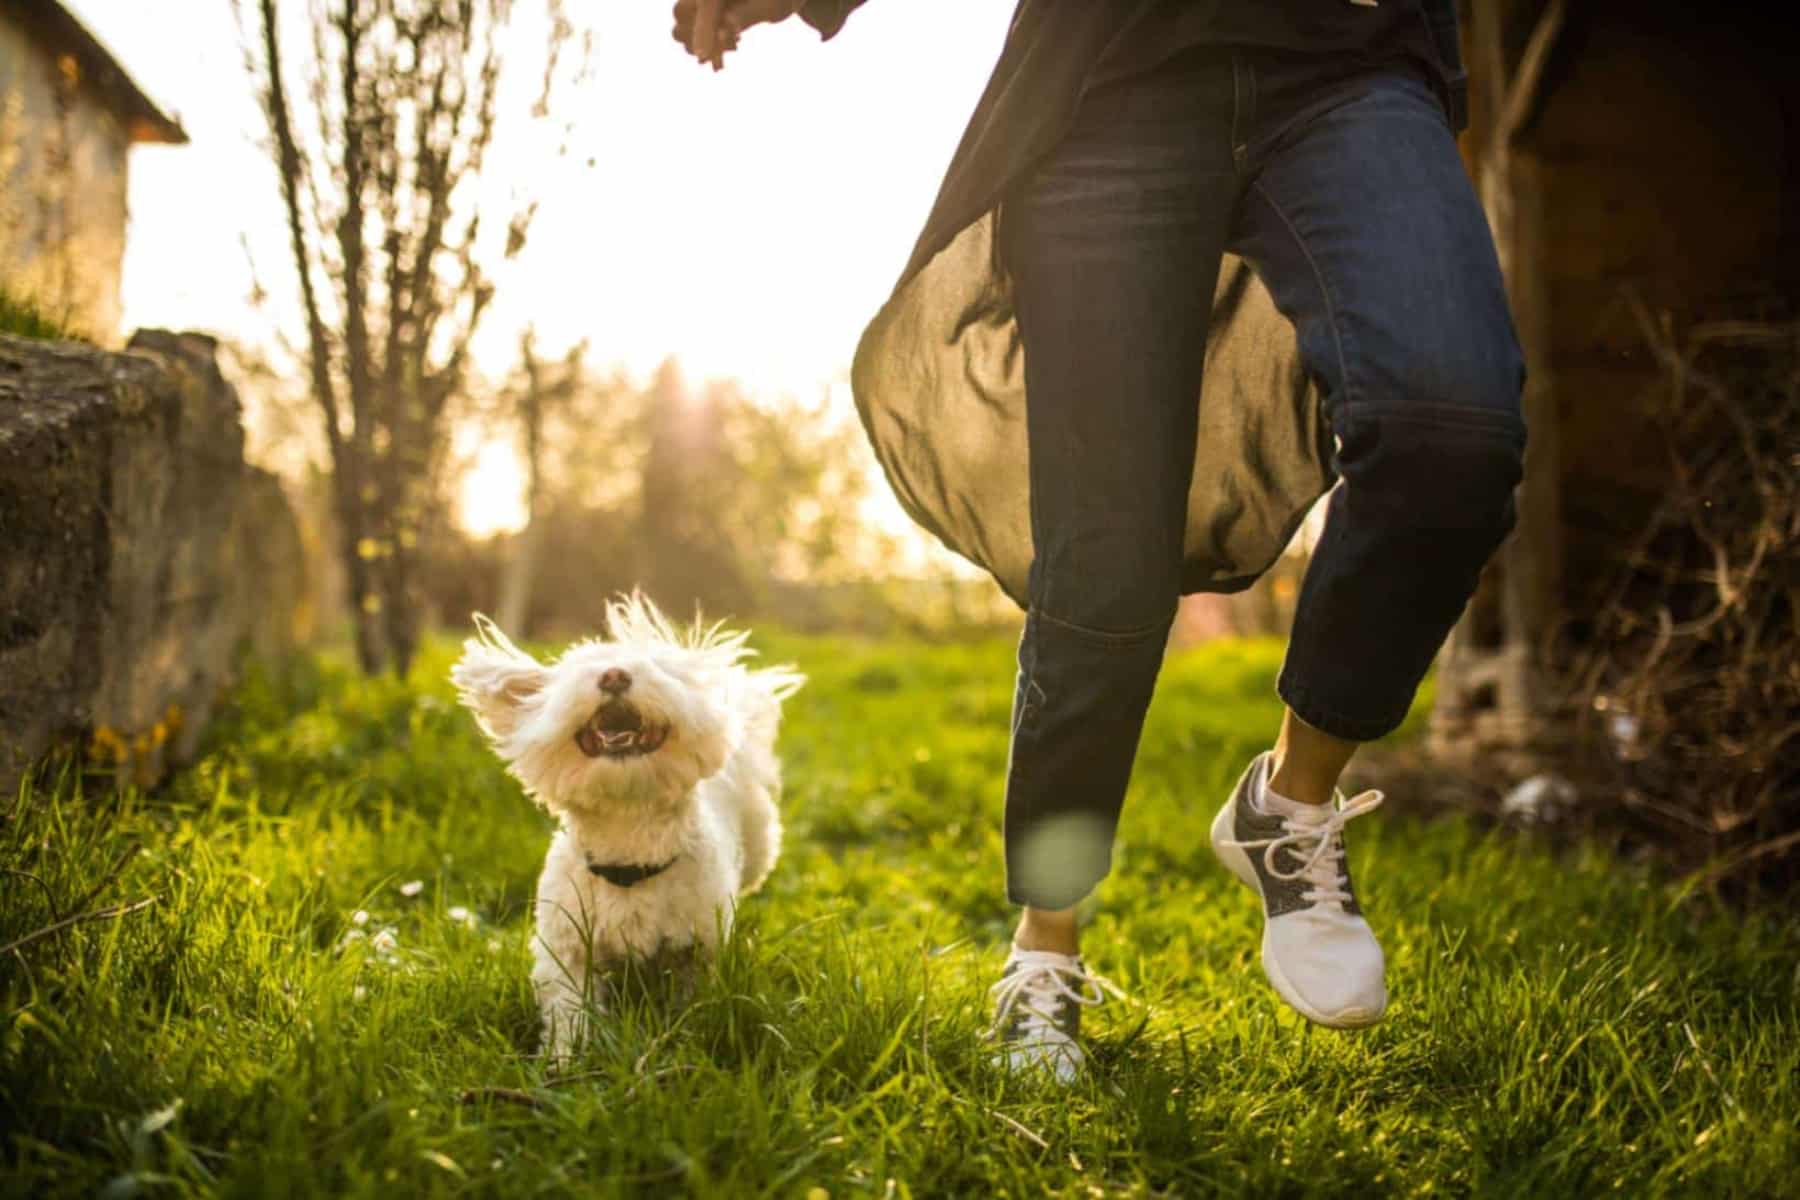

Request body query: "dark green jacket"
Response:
[802, 0, 1470, 606]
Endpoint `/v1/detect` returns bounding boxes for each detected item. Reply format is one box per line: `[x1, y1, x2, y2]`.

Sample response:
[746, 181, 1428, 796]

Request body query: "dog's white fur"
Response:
[451, 594, 801, 1060]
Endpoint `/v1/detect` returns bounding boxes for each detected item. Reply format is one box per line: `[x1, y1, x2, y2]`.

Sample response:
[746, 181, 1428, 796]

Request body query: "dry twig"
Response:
[68, 841, 141, 916]
[456, 1087, 544, 1109]
[1561, 301, 1799, 884]
[0, 895, 159, 957]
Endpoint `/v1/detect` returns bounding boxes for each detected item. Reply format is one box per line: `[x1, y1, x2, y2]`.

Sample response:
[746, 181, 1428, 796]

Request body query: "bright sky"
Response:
[64, 0, 1015, 398]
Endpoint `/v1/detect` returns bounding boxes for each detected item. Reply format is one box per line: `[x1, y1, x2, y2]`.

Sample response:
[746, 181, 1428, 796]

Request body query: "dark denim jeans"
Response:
[998, 47, 1526, 909]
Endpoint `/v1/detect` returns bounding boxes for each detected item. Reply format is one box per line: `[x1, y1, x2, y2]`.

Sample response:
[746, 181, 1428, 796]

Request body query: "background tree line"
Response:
[424, 350, 933, 639]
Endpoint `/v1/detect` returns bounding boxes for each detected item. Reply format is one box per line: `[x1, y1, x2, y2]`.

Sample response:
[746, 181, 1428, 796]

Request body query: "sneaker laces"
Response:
[1223, 788, 1384, 906]
[988, 949, 1122, 1045]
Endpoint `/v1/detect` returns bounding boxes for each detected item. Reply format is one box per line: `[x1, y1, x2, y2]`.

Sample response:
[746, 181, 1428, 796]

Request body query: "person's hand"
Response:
[672, 0, 733, 69]
[673, 0, 806, 70]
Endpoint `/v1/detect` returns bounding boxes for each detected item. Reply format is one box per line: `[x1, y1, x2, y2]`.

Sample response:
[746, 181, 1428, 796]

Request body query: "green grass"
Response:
[3, 632, 1796, 1198]
[0, 287, 80, 341]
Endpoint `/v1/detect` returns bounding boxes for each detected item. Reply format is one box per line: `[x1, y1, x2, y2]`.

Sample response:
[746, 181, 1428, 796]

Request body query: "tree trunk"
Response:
[1431, 0, 1567, 766]
[496, 339, 545, 635]
[256, 0, 387, 673]
[245, 0, 578, 674]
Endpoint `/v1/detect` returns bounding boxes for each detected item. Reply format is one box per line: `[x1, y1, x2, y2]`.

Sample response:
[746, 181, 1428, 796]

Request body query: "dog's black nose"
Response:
[598, 668, 632, 695]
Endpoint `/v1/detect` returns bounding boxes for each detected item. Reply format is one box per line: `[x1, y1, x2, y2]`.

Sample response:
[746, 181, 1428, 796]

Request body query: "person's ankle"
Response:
[1267, 750, 1335, 808]
[1013, 906, 1080, 957]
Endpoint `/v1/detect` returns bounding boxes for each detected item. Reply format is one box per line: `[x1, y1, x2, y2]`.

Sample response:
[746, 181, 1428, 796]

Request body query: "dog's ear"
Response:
[451, 613, 548, 743]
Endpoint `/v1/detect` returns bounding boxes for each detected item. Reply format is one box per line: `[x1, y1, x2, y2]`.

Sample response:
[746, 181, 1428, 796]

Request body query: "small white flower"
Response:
[371, 929, 398, 953]
[353, 985, 368, 1002]
[352, 910, 370, 927]
[399, 880, 424, 898]
[447, 905, 477, 928]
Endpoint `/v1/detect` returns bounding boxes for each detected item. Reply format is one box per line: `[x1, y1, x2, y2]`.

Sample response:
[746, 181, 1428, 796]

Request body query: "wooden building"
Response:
[1432, 0, 1800, 764]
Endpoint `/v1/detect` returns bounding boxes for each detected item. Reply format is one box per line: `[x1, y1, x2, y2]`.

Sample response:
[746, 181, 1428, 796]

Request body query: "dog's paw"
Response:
[539, 1000, 595, 1070]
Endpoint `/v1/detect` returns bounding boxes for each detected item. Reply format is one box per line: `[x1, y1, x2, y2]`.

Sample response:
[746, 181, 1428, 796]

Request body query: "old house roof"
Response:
[8, 0, 187, 144]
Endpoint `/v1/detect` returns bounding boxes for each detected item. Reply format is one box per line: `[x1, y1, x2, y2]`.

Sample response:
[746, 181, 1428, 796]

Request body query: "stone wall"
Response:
[0, 329, 305, 791]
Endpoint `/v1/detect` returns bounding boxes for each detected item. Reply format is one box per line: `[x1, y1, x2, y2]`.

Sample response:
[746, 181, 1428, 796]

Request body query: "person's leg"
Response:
[1000, 53, 1242, 929]
[990, 52, 1243, 1074]
[1013, 903, 1079, 955]
[1235, 56, 1527, 756]
[1209, 53, 1526, 1027]
[1268, 708, 1357, 808]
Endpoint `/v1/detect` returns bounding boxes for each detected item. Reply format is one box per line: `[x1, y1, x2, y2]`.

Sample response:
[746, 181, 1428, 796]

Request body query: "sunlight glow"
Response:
[457, 438, 529, 539]
[72, 0, 1016, 395]
[63, 0, 1016, 565]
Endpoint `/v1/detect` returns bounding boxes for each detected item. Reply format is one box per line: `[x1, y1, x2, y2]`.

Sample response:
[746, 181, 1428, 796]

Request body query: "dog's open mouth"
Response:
[574, 700, 669, 759]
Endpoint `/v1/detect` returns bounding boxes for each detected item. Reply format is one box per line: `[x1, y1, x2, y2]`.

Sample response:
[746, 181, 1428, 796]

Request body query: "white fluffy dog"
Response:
[451, 594, 802, 1060]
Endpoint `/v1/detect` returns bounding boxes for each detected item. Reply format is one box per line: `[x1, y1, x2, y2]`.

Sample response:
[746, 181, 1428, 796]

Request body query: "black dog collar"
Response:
[585, 853, 677, 888]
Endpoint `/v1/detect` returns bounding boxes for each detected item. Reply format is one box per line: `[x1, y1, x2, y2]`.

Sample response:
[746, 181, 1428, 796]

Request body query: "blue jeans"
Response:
[998, 47, 1526, 909]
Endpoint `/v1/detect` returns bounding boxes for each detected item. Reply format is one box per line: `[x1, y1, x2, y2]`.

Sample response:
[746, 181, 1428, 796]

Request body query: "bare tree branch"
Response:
[242, 0, 587, 672]
[257, 0, 342, 461]
[1497, 0, 1568, 147]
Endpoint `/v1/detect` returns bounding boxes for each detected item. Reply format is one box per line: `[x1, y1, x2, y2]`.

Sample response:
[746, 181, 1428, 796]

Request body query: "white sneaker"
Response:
[1209, 751, 1387, 1029]
[987, 945, 1118, 1084]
